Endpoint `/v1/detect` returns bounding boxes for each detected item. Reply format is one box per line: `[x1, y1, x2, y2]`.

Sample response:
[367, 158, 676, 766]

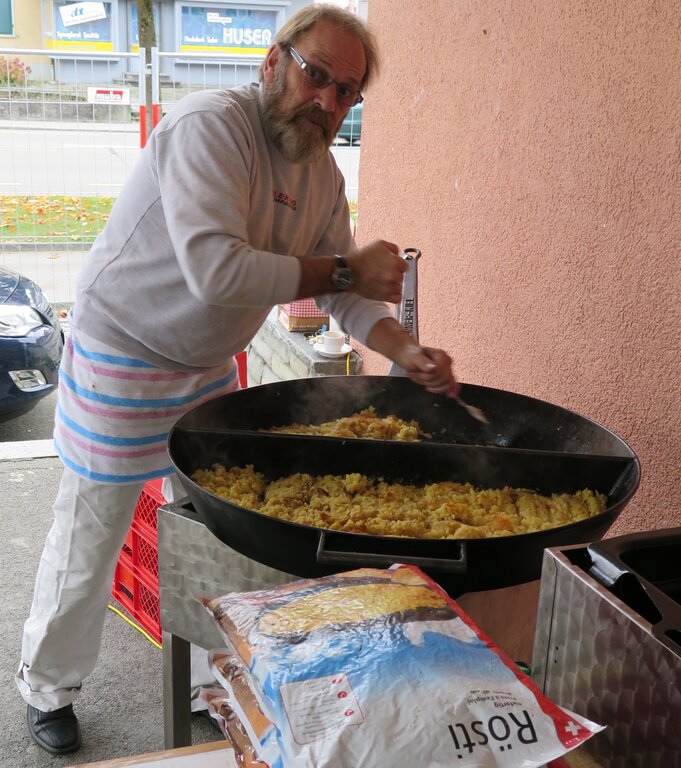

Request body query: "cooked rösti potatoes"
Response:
[191, 464, 607, 540]
[264, 406, 428, 441]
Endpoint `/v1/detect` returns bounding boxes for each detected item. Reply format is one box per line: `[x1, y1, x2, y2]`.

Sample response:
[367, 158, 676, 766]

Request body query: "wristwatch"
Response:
[330, 255, 354, 292]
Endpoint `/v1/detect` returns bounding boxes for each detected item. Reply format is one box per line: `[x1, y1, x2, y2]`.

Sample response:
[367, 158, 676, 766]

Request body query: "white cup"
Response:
[320, 330, 345, 353]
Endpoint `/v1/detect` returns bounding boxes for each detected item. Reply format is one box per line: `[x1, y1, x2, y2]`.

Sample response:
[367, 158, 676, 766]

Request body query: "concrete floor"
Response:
[0, 453, 219, 767]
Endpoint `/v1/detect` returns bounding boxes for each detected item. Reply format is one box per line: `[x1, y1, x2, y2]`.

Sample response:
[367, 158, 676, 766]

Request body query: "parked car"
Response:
[336, 103, 362, 144]
[0, 266, 64, 421]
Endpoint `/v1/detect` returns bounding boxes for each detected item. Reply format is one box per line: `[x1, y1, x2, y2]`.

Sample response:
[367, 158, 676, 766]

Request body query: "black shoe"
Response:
[26, 703, 81, 755]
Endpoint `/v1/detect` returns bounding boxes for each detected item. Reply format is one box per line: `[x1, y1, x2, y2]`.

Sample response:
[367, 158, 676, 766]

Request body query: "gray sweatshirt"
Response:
[72, 83, 391, 370]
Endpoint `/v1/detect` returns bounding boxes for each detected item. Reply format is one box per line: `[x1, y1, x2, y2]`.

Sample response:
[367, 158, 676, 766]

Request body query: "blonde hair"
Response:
[258, 4, 380, 91]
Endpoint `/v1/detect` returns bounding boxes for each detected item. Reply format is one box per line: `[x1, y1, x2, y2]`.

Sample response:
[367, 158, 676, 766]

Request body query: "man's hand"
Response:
[366, 318, 460, 397]
[345, 240, 406, 303]
[396, 345, 460, 396]
[295, 240, 406, 302]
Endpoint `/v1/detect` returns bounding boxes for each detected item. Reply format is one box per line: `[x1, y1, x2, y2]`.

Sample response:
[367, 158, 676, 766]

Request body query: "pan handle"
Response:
[316, 531, 467, 573]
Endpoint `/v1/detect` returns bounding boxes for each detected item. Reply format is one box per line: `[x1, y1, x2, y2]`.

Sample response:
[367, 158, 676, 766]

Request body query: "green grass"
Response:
[349, 199, 357, 225]
[0, 195, 114, 243]
[0, 194, 358, 243]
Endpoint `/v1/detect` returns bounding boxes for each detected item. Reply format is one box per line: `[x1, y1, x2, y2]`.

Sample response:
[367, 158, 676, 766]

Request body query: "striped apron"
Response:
[54, 328, 240, 484]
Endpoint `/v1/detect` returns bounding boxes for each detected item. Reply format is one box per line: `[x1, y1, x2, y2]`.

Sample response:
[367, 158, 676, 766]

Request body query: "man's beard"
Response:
[258, 64, 337, 164]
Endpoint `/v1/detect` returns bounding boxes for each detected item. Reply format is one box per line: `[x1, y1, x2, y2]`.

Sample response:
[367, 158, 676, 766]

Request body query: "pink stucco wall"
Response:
[356, 1, 680, 535]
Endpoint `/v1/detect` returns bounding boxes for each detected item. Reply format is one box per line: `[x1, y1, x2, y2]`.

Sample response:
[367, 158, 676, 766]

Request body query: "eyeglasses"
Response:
[287, 45, 363, 108]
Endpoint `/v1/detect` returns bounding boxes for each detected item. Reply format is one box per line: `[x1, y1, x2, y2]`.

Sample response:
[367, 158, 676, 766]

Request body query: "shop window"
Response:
[50, 0, 113, 50]
[179, 5, 278, 55]
[130, 1, 160, 52]
[0, 0, 13, 36]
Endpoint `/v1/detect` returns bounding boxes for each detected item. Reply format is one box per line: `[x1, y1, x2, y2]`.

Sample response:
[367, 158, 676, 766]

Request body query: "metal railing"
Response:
[0, 47, 360, 303]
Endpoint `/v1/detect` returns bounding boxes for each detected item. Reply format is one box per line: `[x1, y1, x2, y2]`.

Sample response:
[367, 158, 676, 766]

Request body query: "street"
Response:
[0, 124, 139, 196]
[0, 122, 361, 199]
[0, 390, 57, 443]
[0, 122, 361, 443]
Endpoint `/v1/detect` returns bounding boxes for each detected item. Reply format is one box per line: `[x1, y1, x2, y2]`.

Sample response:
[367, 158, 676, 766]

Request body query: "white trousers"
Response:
[15, 468, 207, 711]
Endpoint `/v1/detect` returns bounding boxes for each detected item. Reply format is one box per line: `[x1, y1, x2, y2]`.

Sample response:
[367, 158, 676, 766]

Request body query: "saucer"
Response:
[315, 342, 352, 358]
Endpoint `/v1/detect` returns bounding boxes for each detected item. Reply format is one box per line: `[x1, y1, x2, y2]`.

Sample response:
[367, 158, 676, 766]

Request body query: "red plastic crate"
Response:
[121, 520, 159, 590]
[112, 548, 162, 645]
[235, 350, 248, 388]
[133, 478, 164, 534]
[111, 480, 167, 645]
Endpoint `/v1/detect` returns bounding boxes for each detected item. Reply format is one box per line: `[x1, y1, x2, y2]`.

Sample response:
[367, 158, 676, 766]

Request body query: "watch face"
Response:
[332, 259, 354, 291]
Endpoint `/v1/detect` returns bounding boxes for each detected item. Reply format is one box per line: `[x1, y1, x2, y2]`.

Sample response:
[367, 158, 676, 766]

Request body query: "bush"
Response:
[0, 56, 32, 86]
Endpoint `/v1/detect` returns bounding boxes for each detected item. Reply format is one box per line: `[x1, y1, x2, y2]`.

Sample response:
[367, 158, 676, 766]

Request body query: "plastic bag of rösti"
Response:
[202, 565, 603, 768]
[208, 650, 281, 767]
[201, 686, 270, 767]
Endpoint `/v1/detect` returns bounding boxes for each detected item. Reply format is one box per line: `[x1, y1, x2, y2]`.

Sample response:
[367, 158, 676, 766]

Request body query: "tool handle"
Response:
[388, 247, 421, 377]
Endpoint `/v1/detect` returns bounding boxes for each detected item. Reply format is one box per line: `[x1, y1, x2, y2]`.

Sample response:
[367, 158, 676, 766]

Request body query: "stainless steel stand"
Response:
[157, 498, 294, 748]
[532, 544, 681, 767]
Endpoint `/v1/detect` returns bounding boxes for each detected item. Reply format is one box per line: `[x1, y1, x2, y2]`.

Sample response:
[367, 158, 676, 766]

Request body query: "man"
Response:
[16, 4, 459, 755]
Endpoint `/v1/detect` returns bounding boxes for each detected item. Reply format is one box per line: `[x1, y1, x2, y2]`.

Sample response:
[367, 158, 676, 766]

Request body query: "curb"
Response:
[1, 242, 92, 253]
[0, 439, 57, 460]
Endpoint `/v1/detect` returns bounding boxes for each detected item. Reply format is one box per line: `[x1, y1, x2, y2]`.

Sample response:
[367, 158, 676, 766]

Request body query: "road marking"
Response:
[0, 144, 136, 150]
[0, 439, 57, 460]
[63, 144, 137, 149]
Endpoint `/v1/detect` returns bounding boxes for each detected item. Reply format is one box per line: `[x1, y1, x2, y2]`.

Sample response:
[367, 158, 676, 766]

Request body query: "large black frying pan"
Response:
[168, 376, 640, 596]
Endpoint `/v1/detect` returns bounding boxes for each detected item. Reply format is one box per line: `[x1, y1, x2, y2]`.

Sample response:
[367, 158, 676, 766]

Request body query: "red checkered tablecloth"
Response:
[279, 299, 327, 318]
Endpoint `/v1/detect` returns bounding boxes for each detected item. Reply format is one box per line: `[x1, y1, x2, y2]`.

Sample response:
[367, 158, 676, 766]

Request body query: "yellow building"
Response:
[0, 0, 50, 77]
[1, 0, 42, 44]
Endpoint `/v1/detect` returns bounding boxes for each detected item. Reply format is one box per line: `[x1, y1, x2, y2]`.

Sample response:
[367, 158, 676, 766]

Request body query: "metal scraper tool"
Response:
[387, 247, 421, 378]
[388, 247, 489, 425]
[453, 396, 489, 425]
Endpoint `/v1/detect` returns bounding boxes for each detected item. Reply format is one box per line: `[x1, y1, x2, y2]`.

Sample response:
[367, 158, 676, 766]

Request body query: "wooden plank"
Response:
[74, 740, 233, 768]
